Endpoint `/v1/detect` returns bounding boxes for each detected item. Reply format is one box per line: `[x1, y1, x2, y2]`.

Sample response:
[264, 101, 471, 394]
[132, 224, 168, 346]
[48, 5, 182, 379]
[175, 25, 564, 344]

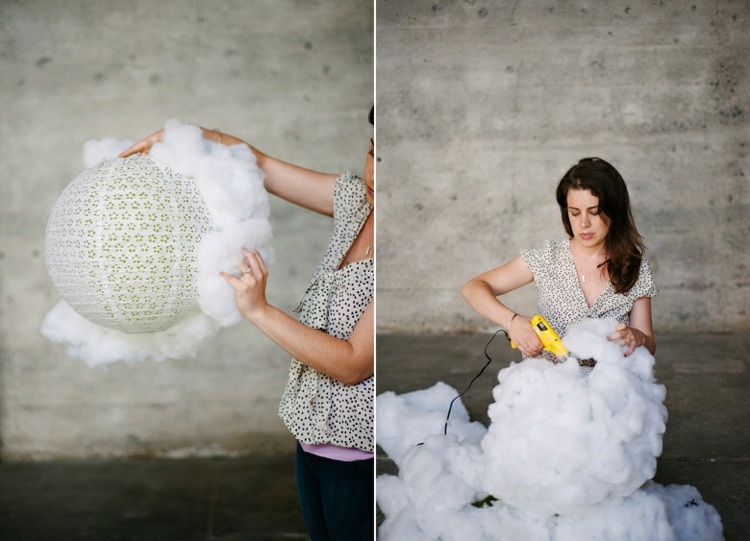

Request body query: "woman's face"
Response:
[364, 137, 374, 207]
[566, 188, 609, 250]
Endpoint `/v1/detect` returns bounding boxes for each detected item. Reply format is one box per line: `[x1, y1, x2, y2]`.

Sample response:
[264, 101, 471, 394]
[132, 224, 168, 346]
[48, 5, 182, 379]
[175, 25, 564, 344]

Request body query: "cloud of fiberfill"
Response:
[376, 317, 724, 541]
[41, 120, 272, 367]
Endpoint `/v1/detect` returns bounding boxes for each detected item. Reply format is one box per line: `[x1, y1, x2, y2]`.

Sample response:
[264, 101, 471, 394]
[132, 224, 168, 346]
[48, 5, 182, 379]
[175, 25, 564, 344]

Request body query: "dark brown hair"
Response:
[556, 157, 644, 294]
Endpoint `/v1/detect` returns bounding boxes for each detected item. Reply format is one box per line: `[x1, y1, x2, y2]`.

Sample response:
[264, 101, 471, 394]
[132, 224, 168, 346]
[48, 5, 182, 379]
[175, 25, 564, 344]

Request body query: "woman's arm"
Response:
[250, 144, 337, 217]
[223, 250, 373, 386]
[460, 256, 543, 357]
[118, 127, 338, 217]
[608, 297, 656, 356]
[247, 300, 373, 386]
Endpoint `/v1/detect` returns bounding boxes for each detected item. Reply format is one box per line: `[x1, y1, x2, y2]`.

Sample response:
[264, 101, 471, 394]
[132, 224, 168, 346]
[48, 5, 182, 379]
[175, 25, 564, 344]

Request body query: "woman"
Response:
[119, 108, 374, 541]
[461, 157, 657, 360]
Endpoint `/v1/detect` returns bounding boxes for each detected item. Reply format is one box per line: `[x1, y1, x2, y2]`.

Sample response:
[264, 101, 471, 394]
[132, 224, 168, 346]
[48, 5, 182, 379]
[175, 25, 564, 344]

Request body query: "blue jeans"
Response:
[295, 443, 374, 541]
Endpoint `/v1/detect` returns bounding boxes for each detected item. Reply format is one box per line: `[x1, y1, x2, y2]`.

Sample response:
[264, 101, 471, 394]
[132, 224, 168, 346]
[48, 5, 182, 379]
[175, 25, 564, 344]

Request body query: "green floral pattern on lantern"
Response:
[45, 156, 214, 333]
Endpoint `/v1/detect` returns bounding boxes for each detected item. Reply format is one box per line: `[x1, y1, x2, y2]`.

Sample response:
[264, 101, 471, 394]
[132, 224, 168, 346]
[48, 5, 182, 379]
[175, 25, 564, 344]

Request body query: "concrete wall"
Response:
[0, 0, 373, 459]
[376, 0, 749, 334]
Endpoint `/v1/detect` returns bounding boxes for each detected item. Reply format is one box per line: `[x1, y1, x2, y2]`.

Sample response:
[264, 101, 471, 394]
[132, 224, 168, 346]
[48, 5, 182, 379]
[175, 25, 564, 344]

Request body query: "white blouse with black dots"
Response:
[278, 173, 374, 452]
[521, 239, 658, 348]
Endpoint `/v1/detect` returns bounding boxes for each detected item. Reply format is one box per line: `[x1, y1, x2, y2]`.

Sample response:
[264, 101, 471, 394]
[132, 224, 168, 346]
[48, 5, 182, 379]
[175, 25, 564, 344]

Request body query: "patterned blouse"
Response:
[278, 173, 374, 452]
[521, 239, 658, 358]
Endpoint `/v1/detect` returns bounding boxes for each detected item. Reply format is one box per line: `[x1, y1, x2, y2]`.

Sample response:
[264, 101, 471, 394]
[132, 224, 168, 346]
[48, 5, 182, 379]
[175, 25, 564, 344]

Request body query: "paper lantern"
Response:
[45, 156, 214, 333]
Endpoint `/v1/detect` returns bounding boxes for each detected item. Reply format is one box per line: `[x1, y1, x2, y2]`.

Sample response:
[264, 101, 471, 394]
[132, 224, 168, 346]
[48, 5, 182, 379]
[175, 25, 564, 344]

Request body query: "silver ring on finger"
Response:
[243, 265, 253, 275]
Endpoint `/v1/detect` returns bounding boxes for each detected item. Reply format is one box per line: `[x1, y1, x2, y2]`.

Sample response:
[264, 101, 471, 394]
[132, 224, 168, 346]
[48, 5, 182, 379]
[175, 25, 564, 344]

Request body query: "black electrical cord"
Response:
[443, 329, 508, 435]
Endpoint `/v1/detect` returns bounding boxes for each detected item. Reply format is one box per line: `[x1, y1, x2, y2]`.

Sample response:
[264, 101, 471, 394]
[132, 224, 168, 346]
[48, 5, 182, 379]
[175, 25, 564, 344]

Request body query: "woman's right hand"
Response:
[118, 129, 165, 158]
[508, 315, 543, 357]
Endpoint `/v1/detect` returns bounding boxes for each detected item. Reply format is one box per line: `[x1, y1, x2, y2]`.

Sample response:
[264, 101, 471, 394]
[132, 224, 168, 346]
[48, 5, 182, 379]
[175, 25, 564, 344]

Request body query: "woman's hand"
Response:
[118, 129, 165, 158]
[220, 248, 372, 385]
[607, 322, 644, 357]
[117, 127, 228, 159]
[221, 249, 270, 322]
[509, 315, 544, 357]
[117, 125, 339, 216]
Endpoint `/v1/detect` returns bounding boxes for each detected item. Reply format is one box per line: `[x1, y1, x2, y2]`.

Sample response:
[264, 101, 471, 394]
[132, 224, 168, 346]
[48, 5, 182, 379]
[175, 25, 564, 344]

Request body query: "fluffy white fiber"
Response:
[42, 300, 220, 367]
[376, 318, 724, 541]
[42, 119, 272, 367]
[482, 318, 667, 516]
[376, 381, 487, 465]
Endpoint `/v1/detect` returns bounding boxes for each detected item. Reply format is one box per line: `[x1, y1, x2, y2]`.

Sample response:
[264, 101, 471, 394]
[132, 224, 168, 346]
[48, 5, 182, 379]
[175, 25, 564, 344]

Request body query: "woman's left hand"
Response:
[607, 322, 643, 357]
[221, 249, 270, 322]
[118, 129, 165, 158]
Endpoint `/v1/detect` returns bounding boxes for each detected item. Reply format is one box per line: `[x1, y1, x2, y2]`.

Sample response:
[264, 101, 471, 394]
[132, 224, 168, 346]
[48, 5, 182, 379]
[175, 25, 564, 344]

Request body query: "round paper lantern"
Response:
[45, 156, 214, 333]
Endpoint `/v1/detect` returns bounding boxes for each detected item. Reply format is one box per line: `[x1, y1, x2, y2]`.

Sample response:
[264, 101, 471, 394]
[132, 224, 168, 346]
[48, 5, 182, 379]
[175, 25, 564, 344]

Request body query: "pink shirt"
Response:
[300, 442, 374, 462]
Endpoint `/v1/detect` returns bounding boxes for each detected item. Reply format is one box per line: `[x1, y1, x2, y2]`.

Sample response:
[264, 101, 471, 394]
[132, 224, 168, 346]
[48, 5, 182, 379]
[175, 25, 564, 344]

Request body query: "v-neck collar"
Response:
[565, 240, 610, 311]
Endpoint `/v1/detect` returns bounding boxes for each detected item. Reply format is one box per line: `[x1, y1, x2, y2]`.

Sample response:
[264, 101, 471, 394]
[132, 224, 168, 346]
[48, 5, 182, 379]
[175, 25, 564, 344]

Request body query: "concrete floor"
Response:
[1, 332, 747, 540]
[0, 453, 308, 541]
[376, 332, 750, 541]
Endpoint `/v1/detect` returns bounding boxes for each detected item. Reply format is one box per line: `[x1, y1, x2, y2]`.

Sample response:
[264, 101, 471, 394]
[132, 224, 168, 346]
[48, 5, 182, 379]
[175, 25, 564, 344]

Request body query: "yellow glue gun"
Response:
[510, 314, 569, 358]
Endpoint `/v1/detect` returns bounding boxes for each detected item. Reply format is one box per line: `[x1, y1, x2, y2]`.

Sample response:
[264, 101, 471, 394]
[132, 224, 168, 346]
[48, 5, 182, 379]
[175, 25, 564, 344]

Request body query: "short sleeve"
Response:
[333, 172, 364, 223]
[629, 258, 658, 300]
[521, 240, 556, 280]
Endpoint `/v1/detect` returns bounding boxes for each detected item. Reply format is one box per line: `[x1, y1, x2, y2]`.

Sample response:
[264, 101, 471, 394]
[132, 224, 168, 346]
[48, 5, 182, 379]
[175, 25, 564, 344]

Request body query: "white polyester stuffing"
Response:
[482, 318, 667, 516]
[42, 119, 272, 366]
[376, 318, 723, 541]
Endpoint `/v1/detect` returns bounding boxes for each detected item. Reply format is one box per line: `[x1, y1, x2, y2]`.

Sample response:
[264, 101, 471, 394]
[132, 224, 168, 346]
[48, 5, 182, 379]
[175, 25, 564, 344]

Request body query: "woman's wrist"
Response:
[506, 312, 518, 332]
[200, 127, 222, 144]
[634, 328, 647, 348]
[243, 301, 273, 325]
